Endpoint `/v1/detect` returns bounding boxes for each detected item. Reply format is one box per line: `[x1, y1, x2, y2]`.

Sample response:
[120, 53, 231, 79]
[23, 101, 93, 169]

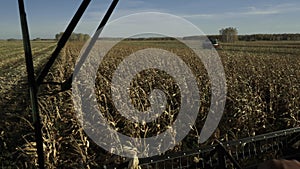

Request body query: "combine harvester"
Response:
[203, 38, 220, 49]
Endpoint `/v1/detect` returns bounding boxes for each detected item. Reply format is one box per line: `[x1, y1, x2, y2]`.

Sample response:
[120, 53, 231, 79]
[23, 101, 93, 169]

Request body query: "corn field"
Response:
[0, 39, 299, 168]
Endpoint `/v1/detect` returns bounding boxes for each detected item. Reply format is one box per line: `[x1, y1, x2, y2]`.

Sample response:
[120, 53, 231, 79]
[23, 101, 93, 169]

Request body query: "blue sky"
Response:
[1, 0, 300, 39]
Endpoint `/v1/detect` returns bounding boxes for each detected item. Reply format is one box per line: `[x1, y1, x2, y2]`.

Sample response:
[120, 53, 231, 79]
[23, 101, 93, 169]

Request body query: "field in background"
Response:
[0, 40, 299, 168]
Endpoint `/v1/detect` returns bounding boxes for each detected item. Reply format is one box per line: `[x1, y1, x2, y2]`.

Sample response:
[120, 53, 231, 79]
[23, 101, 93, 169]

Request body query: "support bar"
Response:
[216, 140, 242, 169]
[36, 0, 91, 86]
[18, 0, 45, 168]
[63, 0, 119, 90]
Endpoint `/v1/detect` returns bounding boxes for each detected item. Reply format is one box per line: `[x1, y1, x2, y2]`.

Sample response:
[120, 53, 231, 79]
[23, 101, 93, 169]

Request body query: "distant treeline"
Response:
[6, 38, 22, 41]
[238, 34, 300, 41]
[55, 32, 90, 41]
[101, 35, 300, 41]
[207, 34, 300, 41]
[124, 37, 177, 41]
[6, 33, 300, 42]
[97, 37, 178, 41]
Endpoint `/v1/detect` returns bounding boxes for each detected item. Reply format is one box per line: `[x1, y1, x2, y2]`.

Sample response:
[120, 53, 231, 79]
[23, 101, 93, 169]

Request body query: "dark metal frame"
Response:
[17, 0, 119, 168]
[18, 0, 45, 167]
[136, 127, 300, 169]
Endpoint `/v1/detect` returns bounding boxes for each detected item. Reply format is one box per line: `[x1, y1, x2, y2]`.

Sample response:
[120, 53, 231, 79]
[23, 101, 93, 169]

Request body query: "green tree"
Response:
[55, 32, 90, 42]
[219, 27, 238, 43]
[55, 32, 64, 41]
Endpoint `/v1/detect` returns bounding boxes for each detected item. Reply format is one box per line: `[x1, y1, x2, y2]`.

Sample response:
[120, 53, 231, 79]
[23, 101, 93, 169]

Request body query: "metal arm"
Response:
[62, 0, 120, 91]
[36, 0, 91, 87]
[18, 0, 45, 168]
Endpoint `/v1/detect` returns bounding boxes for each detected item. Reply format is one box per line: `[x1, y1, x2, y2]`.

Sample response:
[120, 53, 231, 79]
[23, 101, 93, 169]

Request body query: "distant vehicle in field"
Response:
[202, 38, 220, 49]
